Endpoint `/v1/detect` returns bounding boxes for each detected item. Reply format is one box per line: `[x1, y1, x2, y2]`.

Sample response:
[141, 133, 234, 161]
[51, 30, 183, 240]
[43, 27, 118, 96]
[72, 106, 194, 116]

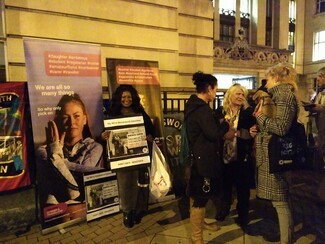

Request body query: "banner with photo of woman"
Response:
[24, 38, 113, 233]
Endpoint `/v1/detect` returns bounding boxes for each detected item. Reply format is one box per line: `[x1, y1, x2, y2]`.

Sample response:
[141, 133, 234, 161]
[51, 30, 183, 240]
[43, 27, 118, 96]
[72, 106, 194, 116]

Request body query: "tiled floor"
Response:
[0, 169, 324, 243]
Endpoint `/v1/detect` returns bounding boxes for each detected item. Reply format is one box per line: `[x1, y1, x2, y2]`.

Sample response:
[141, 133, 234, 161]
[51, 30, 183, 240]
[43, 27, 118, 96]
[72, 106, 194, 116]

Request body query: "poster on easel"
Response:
[0, 82, 31, 192]
[23, 38, 116, 233]
[84, 170, 119, 221]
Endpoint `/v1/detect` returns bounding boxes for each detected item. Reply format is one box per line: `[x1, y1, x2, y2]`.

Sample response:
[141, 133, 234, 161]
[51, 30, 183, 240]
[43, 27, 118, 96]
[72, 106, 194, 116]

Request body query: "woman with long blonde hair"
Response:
[250, 63, 299, 244]
[215, 83, 256, 228]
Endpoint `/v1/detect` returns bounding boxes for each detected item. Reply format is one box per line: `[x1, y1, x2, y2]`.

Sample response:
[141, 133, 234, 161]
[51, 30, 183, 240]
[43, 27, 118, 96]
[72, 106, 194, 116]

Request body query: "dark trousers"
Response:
[218, 160, 250, 220]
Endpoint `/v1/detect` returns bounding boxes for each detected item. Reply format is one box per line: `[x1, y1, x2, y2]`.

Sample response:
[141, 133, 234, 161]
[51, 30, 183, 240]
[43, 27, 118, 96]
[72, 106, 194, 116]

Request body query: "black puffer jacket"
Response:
[184, 94, 229, 178]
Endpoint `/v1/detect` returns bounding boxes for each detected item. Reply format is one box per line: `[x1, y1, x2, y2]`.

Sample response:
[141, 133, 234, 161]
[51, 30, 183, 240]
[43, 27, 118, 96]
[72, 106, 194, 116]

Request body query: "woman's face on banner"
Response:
[121, 91, 132, 108]
[61, 101, 87, 141]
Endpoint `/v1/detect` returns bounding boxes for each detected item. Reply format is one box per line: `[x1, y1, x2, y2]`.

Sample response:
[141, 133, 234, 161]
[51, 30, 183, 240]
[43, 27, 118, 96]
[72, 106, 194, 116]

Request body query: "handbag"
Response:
[149, 141, 171, 201]
[268, 121, 309, 173]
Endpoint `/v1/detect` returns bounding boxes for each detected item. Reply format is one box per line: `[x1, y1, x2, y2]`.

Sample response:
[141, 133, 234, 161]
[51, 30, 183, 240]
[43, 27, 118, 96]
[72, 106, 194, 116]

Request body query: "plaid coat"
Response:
[255, 84, 298, 201]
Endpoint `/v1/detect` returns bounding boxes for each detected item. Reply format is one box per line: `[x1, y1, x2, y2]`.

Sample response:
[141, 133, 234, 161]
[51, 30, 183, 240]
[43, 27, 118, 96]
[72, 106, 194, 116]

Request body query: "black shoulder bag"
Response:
[268, 120, 309, 173]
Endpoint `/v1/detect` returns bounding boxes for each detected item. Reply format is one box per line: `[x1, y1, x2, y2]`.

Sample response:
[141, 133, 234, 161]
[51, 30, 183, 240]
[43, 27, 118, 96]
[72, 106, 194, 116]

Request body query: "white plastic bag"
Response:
[149, 141, 171, 201]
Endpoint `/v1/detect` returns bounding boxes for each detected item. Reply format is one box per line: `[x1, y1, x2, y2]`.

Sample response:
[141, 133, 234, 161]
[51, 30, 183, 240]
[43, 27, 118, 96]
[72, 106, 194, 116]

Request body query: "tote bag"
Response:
[149, 141, 171, 201]
[268, 121, 309, 173]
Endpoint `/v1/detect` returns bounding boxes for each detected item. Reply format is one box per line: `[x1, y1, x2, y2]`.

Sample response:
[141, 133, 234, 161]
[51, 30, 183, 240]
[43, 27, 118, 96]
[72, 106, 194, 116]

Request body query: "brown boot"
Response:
[189, 198, 220, 233]
[190, 206, 205, 244]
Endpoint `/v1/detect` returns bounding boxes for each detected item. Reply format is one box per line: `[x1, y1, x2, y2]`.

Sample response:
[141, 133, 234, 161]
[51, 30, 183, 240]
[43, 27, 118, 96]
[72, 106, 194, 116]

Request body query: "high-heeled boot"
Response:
[190, 205, 205, 244]
[189, 198, 220, 232]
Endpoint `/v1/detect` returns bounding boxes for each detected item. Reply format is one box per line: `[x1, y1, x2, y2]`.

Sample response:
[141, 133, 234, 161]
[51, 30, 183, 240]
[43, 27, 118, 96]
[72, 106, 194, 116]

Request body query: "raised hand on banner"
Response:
[45, 120, 65, 146]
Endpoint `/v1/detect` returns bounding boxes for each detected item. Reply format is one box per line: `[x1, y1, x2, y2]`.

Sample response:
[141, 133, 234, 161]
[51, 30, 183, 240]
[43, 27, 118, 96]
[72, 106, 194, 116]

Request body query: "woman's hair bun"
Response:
[192, 71, 204, 85]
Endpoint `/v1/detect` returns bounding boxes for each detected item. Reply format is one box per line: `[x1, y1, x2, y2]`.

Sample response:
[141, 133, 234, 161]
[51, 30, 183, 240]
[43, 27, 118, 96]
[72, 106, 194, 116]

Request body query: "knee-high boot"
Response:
[190, 206, 205, 244]
[189, 198, 220, 234]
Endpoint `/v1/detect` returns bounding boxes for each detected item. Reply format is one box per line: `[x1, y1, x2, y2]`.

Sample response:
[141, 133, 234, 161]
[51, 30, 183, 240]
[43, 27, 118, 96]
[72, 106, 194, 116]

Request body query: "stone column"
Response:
[274, 0, 289, 49]
[235, 0, 241, 37]
[295, 0, 305, 74]
[251, 0, 266, 45]
[213, 0, 220, 41]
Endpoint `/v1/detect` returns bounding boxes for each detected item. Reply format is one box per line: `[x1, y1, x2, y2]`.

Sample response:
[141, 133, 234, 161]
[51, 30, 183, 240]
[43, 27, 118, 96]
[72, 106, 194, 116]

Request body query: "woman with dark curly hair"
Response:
[184, 72, 235, 243]
[104, 85, 155, 228]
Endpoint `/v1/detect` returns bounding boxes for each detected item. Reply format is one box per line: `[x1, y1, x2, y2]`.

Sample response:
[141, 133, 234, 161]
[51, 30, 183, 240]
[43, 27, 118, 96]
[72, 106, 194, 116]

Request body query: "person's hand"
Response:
[101, 130, 111, 140]
[46, 120, 65, 145]
[224, 126, 236, 140]
[249, 125, 258, 138]
[146, 134, 154, 142]
[313, 104, 324, 112]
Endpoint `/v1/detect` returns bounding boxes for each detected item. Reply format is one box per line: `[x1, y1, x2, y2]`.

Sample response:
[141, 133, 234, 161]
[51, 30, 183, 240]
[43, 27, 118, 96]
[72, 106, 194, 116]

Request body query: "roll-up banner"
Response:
[0, 82, 31, 192]
[24, 38, 118, 234]
[106, 59, 164, 142]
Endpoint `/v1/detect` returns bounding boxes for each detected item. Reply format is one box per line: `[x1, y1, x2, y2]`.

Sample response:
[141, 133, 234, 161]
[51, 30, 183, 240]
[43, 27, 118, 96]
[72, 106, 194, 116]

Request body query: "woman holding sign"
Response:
[37, 93, 104, 205]
[103, 85, 155, 228]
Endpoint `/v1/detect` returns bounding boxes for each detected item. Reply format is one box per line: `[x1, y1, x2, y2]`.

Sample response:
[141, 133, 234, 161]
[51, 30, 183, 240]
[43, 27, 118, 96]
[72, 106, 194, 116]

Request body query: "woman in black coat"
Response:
[184, 71, 235, 243]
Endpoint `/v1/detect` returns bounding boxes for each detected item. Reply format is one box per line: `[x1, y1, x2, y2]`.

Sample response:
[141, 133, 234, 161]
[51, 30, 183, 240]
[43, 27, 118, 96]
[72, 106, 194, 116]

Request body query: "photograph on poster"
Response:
[85, 181, 119, 211]
[107, 126, 148, 159]
[104, 115, 151, 171]
[36, 92, 106, 229]
[0, 92, 23, 175]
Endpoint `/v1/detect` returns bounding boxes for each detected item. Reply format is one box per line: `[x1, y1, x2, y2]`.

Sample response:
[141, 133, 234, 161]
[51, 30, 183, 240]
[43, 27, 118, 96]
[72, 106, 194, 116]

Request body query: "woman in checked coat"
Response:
[250, 63, 299, 244]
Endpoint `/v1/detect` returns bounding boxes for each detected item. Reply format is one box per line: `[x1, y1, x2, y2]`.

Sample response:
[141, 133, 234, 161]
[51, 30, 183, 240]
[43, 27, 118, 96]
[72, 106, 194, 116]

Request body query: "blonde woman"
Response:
[250, 63, 299, 244]
[215, 83, 256, 228]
